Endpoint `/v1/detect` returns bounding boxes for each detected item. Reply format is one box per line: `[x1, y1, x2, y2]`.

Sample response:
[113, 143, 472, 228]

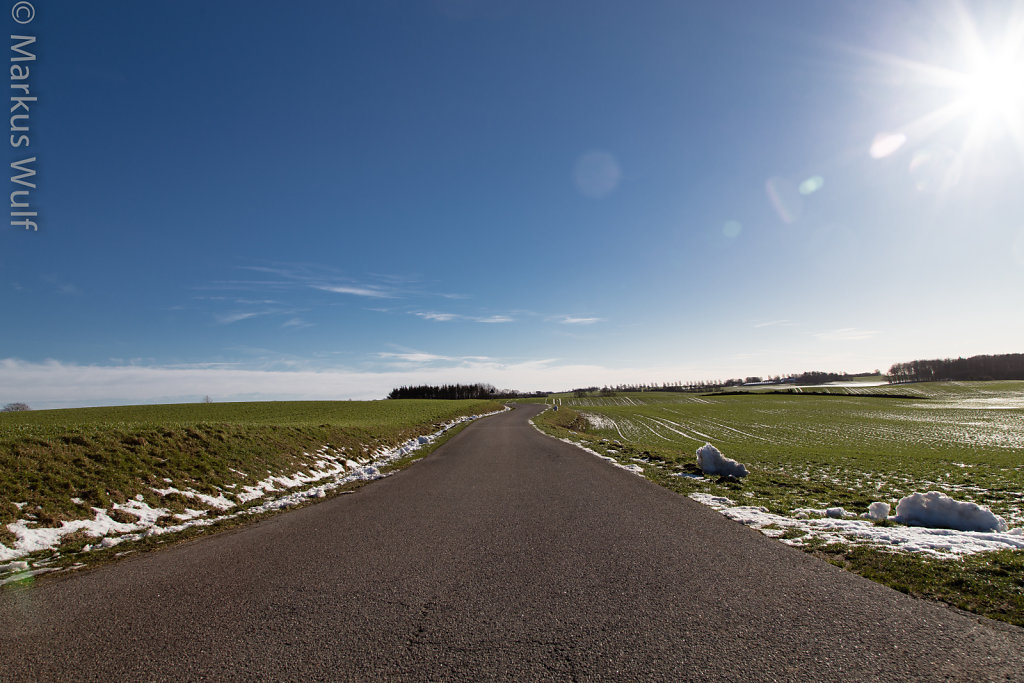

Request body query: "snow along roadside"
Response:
[0, 407, 508, 584]
[689, 493, 1024, 558]
[529, 415, 644, 476]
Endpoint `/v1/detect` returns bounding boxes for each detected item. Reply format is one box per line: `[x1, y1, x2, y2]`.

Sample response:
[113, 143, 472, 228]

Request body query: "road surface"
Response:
[2, 404, 1022, 680]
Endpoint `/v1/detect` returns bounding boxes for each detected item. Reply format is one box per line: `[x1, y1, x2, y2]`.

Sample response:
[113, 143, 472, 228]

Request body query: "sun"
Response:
[860, 3, 1024, 174]
[957, 51, 1024, 132]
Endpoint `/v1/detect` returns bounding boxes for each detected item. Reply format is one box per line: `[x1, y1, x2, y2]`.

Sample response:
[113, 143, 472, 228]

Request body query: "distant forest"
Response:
[887, 353, 1024, 383]
[387, 383, 546, 400]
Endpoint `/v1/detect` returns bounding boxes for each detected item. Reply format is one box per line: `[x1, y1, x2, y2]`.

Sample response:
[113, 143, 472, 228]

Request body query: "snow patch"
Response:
[689, 493, 736, 508]
[112, 498, 168, 526]
[582, 413, 618, 431]
[1, 507, 139, 560]
[548, 435, 646, 477]
[151, 486, 235, 511]
[689, 494, 1023, 557]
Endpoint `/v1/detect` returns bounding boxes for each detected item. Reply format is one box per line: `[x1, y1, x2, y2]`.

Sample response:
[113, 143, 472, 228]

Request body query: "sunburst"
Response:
[862, 2, 1024, 178]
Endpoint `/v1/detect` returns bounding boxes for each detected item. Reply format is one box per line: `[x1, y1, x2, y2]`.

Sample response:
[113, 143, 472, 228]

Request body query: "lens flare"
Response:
[765, 177, 803, 224]
[722, 220, 742, 238]
[798, 175, 825, 195]
[572, 151, 622, 198]
[870, 132, 907, 159]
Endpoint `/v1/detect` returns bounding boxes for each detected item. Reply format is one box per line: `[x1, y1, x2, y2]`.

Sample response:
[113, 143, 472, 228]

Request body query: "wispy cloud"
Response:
[377, 351, 494, 364]
[754, 319, 793, 328]
[313, 285, 392, 298]
[232, 264, 401, 299]
[413, 312, 514, 324]
[415, 312, 460, 322]
[554, 315, 603, 325]
[378, 352, 452, 363]
[195, 263, 519, 330]
[161, 362, 243, 369]
[216, 311, 275, 325]
[815, 327, 879, 341]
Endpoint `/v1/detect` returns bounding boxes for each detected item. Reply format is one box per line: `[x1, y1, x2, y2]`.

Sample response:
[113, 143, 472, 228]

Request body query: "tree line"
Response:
[572, 370, 876, 395]
[387, 383, 547, 400]
[887, 353, 1024, 383]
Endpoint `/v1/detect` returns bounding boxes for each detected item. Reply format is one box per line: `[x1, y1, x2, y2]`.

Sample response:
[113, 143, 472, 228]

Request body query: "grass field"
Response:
[1, 399, 501, 583]
[529, 381, 1024, 626]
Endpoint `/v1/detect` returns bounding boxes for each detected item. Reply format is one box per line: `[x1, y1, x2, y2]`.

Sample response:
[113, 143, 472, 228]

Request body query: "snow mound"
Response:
[894, 491, 1007, 532]
[865, 501, 890, 522]
[695, 443, 747, 478]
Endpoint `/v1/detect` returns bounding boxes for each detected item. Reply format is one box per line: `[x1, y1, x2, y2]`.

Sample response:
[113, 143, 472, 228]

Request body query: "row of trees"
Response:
[888, 354, 1024, 383]
[387, 383, 547, 400]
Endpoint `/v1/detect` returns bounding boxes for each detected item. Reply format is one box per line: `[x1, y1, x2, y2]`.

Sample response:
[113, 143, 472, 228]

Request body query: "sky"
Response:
[3, 0, 1024, 408]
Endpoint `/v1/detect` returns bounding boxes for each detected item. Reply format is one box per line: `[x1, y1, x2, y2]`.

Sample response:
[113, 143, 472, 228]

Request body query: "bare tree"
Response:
[2, 402, 30, 412]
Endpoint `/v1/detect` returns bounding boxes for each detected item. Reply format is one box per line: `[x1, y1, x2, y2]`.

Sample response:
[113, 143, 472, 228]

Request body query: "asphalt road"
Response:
[2, 404, 1022, 681]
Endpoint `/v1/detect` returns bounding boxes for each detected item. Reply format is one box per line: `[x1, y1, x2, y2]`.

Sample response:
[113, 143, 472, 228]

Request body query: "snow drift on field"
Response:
[893, 491, 1008, 532]
[695, 443, 747, 478]
[582, 413, 617, 430]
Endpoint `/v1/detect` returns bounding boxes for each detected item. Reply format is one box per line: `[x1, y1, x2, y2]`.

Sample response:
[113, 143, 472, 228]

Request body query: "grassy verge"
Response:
[809, 541, 1024, 627]
[1, 400, 500, 585]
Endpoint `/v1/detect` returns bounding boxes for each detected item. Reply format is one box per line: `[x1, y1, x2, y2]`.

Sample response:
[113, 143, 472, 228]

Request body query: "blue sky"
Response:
[4, 0, 1024, 407]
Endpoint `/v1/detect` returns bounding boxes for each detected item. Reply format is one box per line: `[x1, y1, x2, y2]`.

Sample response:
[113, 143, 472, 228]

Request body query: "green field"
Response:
[1, 399, 501, 580]
[530, 381, 1024, 625]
